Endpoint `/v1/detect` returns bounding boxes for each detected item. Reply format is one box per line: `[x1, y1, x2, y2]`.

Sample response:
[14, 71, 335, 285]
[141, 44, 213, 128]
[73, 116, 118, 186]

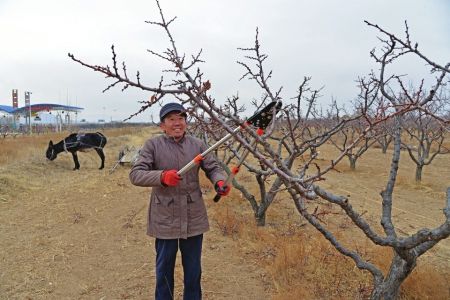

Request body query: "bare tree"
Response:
[400, 98, 449, 181]
[328, 101, 377, 170]
[375, 122, 395, 154]
[183, 32, 349, 226]
[69, 2, 450, 298]
[216, 76, 333, 226]
[229, 21, 450, 299]
[289, 121, 449, 299]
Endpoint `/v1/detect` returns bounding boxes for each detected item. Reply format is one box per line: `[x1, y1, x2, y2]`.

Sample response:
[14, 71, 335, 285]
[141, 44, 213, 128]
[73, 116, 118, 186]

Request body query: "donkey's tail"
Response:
[96, 132, 107, 147]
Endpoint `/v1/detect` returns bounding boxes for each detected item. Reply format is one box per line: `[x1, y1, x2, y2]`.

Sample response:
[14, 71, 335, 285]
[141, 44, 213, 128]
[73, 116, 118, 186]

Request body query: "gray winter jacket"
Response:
[129, 133, 226, 239]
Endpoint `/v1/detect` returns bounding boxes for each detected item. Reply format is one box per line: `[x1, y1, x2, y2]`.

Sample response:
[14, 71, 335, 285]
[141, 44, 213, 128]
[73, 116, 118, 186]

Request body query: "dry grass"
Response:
[212, 198, 449, 299]
[399, 264, 450, 300]
[208, 138, 450, 299]
[0, 127, 155, 166]
[214, 207, 243, 237]
[1, 127, 449, 299]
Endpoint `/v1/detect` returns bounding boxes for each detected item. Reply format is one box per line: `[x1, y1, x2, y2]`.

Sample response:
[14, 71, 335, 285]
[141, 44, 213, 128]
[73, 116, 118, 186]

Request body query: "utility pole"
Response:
[25, 91, 32, 134]
[12, 89, 18, 130]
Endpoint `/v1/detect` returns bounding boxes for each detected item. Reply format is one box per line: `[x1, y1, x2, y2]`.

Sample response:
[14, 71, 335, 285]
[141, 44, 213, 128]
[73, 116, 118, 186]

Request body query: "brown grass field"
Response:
[0, 127, 449, 299]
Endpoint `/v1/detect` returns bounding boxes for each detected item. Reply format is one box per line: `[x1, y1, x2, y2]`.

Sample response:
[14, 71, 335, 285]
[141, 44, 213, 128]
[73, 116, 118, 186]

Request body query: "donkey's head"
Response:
[46, 141, 57, 160]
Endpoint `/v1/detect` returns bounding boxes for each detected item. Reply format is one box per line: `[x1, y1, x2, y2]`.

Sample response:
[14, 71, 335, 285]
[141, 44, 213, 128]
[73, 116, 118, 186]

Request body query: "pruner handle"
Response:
[213, 128, 262, 203]
[213, 182, 229, 202]
[213, 193, 222, 202]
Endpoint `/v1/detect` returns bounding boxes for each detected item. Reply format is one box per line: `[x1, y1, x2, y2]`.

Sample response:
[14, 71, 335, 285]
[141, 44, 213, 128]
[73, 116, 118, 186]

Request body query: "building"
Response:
[0, 103, 84, 132]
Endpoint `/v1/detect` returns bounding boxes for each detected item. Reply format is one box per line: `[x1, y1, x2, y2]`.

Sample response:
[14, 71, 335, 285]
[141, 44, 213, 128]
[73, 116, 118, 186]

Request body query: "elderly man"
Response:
[129, 102, 231, 300]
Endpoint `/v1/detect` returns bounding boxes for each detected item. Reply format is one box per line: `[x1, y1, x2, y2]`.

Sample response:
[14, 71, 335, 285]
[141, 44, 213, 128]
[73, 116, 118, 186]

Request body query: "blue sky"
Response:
[0, 0, 449, 122]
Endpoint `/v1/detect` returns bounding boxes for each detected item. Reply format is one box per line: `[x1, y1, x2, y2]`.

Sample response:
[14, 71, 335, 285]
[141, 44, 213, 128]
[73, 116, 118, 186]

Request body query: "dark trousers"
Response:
[155, 234, 203, 300]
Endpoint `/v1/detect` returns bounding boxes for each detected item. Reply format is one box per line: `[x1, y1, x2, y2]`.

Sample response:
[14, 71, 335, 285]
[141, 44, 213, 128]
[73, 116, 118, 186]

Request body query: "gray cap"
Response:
[159, 102, 187, 121]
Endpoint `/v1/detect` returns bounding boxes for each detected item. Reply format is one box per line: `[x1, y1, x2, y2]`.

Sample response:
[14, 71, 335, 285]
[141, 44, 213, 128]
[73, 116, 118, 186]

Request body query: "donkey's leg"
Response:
[71, 152, 80, 170]
[95, 148, 105, 169]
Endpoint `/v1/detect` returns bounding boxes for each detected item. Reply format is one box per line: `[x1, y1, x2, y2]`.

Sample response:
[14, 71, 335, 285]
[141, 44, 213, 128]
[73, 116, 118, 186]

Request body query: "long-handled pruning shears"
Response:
[212, 129, 262, 202]
[177, 101, 282, 201]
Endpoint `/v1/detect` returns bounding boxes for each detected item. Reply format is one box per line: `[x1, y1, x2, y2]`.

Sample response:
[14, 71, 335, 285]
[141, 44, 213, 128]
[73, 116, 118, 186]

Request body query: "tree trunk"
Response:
[255, 211, 266, 226]
[382, 144, 388, 154]
[370, 253, 416, 300]
[415, 165, 423, 182]
[349, 157, 357, 170]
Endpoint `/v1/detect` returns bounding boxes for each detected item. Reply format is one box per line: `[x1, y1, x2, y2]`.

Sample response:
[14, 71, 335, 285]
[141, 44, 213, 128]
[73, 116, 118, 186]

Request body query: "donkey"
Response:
[46, 132, 107, 170]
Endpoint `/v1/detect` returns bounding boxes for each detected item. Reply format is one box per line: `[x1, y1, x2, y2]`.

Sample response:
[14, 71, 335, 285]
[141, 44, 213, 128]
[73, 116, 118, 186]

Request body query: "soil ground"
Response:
[0, 128, 449, 299]
[0, 129, 270, 299]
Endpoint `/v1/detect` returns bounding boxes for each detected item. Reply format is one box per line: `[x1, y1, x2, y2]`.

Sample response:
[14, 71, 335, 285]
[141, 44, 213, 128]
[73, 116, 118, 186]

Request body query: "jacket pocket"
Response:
[187, 189, 206, 220]
[152, 194, 174, 225]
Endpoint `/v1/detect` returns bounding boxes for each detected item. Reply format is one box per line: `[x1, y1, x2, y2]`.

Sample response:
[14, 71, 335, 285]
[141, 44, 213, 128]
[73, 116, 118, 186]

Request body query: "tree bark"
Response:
[415, 164, 423, 182]
[255, 211, 266, 226]
[349, 157, 357, 170]
[370, 253, 416, 300]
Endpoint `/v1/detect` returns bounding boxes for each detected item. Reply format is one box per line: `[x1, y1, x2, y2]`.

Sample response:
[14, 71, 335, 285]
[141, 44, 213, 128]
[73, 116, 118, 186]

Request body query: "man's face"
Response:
[160, 111, 187, 140]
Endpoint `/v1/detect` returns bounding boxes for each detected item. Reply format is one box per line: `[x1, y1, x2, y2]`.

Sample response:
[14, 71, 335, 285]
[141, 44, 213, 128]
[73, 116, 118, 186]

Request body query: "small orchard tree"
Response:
[328, 110, 377, 170]
[375, 121, 395, 154]
[400, 97, 449, 181]
[183, 33, 354, 227]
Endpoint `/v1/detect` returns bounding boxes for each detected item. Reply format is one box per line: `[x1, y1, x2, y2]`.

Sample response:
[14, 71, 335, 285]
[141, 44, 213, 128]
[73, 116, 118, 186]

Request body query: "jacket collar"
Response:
[163, 132, 186, 143]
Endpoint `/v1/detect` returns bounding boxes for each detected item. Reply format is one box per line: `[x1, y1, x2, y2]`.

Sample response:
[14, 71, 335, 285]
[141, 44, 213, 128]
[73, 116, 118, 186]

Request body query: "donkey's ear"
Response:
[49, 140, 53, 146]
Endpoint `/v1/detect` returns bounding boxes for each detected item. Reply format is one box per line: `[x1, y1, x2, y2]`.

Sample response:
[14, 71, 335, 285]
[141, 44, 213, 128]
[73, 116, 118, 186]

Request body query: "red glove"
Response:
[161, 170, 181, 186]
[215, 180, 231, 196]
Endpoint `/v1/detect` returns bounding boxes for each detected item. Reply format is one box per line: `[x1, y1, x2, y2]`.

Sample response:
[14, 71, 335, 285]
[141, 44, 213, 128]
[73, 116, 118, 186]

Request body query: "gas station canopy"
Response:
[0, 105, 16, 114]
[0, 103, 83, 116]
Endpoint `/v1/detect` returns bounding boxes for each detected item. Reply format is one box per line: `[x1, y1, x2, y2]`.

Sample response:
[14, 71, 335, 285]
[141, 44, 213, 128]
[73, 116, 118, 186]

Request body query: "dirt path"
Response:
[0, 150, 269, 299]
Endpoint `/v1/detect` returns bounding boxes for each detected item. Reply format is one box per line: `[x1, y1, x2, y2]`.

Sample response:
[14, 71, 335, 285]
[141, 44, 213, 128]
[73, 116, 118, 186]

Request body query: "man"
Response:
[129, 102, 231, 300]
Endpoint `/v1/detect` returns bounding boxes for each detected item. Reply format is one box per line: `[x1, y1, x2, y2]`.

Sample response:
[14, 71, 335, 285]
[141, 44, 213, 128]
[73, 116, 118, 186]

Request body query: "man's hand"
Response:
[161, 170, 181, 186]
[215, 180, 231, 196]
